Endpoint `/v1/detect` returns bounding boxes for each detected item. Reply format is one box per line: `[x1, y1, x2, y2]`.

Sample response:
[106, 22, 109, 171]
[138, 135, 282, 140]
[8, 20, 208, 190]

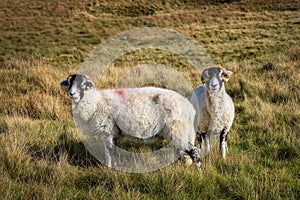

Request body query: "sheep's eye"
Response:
[218, 69, 223, 75]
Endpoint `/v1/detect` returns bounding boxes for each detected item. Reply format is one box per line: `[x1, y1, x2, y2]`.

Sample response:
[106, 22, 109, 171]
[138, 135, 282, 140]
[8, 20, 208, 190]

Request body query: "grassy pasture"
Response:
[0, 0, 299, 199]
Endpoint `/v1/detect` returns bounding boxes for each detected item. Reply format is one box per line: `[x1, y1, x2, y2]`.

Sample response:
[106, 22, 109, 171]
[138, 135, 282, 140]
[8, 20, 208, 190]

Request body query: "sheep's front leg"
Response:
[196, 132, 202, 150]
[197, 132, 208, 156]
[220, 129, 228, 159]
[103, 135, 115, 168]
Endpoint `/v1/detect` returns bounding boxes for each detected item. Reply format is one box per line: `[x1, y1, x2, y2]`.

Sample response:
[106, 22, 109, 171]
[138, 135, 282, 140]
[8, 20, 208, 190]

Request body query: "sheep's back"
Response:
[112, 87, 193, 139]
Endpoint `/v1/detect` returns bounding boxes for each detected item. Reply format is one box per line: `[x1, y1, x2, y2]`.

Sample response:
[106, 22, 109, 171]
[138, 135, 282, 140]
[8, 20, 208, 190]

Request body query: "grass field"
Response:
[0, 0, 299, 199]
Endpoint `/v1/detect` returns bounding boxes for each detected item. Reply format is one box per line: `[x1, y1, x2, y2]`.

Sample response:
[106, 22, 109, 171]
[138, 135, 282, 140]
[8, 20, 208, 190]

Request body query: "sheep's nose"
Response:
[211, 84, 218, 89]
[69, 92, 76, 97]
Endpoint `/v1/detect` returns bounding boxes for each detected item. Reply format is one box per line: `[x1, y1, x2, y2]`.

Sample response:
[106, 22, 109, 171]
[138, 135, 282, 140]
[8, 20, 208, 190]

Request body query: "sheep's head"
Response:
[60, 74, 95, 103]
[201, 67, 233, 93]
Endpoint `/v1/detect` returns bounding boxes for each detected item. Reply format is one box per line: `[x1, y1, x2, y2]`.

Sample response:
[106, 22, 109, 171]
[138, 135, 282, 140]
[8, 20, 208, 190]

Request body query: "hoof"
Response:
[194, 161, 203, 171]
[180, 153, 193, 167]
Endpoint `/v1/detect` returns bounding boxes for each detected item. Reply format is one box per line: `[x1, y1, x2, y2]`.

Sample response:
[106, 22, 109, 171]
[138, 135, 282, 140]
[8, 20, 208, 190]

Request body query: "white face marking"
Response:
[205, 70, 209, 78]
[69, 84, 81, 103]
[208, 76, 220, 91]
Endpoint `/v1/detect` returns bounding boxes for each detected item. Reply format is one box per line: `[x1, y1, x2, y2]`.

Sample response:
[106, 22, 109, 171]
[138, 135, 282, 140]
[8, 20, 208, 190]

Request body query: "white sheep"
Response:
[60, 74, 201, 169]
[190, 67, 234, 159]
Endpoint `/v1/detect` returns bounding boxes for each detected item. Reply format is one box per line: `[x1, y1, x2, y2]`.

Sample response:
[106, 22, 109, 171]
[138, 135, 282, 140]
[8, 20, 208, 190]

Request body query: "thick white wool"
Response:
[190, 67, 235, 159]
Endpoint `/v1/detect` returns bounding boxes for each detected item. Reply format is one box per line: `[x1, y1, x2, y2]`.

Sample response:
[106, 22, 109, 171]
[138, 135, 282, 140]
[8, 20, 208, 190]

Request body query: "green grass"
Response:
[0, 0, 299, 199]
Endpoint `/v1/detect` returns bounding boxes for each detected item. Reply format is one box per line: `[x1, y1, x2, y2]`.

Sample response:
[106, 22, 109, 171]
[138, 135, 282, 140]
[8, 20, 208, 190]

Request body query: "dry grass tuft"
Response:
[286, 45, 300, 62]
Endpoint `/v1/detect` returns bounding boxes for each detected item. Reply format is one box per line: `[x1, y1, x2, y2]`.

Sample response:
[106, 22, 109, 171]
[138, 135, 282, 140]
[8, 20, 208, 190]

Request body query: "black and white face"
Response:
[60, 74, 95, 103]
[201, 67, 232, 93]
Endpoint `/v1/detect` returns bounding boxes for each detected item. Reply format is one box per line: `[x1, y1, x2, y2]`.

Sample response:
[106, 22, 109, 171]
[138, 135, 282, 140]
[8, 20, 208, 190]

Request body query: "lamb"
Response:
[190, 67, 234, 159]
[60, 74, 201, 170]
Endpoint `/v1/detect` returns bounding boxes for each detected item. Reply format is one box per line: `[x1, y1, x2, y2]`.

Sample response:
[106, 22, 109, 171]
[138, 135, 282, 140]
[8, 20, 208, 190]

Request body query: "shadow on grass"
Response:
[28, 133, 101, 168]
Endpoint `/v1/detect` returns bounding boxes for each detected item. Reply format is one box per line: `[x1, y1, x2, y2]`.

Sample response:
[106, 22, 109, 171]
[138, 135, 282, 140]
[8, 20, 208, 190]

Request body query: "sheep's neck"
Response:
[206, 89, 225, 115]
[72, 91, 97, 122]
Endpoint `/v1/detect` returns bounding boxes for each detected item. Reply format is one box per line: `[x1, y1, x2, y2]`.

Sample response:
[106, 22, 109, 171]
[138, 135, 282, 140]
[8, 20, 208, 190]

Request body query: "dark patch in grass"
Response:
[99, 5, 157, 17]
[262, 62, 275, 71]
[277, 145, 298, 161]
[228, 78, 254, 101]
[28, 133, 100, 168]
[0, 118, 9, 134]
[200, 0, 241, 5]
[55, 134, 100, 167]
[226, 86, 244, 101]
[270, 92, 288, 104]
[235, 139, 256, 152]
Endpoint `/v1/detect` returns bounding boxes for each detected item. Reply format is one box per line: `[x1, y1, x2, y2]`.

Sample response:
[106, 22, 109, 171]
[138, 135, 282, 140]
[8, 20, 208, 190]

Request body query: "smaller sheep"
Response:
[61, 74, 201, 169]
[190, 67, 234, 159]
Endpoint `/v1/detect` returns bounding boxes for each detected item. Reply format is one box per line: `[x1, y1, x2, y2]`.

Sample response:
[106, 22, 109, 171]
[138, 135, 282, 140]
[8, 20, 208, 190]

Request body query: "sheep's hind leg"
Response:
[220, 129, 228, 159]
[186, 143, 202, 170]
[203, 132, 211, 156]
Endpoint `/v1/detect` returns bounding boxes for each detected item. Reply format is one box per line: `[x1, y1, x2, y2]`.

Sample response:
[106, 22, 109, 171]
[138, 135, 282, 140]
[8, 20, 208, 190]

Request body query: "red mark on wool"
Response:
[112, 89, 126, 103]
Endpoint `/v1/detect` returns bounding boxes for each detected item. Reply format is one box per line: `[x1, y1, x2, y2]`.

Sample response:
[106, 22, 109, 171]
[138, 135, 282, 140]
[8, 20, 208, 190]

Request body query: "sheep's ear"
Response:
[222, 70, 233, 82]
[201, 76, 205, 84]
[60, 80, 69, 87]
[201, 70, 208, 84]
[86, 80, 95, 90]
[83, 75, 96, 90]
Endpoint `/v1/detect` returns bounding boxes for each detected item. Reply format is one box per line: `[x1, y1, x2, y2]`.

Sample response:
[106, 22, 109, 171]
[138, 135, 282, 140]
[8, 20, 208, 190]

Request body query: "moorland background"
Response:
[0, 0, 299, 199]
